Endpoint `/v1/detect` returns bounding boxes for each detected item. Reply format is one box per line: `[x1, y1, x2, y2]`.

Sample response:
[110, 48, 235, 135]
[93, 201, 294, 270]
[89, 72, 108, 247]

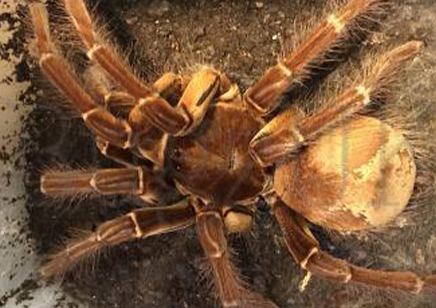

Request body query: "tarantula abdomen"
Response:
[275, 116, 416, 231]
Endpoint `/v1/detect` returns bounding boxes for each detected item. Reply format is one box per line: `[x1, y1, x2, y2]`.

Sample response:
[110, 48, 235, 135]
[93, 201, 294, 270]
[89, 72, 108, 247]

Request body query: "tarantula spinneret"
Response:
[27, 0, 436, 307]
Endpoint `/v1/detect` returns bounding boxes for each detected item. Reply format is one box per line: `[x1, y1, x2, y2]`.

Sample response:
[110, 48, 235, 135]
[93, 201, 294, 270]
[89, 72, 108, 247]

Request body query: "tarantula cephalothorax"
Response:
[28, 0, 436, 307]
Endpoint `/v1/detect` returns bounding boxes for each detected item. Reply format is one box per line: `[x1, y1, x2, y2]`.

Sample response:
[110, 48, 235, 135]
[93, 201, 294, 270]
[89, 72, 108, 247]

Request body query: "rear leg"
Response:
[196, 209, 279, 308]
[41, 199, 196, 278]
[271, 197, 436, 294]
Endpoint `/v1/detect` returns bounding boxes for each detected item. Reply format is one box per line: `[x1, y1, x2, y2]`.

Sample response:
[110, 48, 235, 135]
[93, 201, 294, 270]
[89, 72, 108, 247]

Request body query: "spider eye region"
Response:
[169, 103, 265, 205]
[274, 116, 417, 231]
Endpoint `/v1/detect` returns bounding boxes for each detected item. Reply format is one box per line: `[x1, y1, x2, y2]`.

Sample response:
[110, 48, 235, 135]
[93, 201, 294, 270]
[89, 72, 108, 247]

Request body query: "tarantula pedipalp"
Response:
[28, 0, 436, 307]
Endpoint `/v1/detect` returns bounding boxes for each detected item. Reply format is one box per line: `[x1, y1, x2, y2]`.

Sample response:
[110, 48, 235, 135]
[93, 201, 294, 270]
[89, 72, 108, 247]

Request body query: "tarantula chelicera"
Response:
[28, 0, 436, 307]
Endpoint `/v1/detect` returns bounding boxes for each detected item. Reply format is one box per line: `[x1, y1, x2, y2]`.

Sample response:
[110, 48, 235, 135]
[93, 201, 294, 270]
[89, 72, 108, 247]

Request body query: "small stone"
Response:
[255, 1, 265, 9]
[126, 16, 138, 25]
[416, 248, 425, 265]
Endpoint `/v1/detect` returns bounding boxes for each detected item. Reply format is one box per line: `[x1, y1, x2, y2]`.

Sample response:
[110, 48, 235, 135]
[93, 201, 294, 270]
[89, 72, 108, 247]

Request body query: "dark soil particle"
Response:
[18, 0, 436, 308]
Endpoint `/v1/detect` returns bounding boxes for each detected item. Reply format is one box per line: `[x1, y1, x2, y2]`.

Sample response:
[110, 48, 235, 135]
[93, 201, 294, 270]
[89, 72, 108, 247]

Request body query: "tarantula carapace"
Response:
[28, 0, 436, 307]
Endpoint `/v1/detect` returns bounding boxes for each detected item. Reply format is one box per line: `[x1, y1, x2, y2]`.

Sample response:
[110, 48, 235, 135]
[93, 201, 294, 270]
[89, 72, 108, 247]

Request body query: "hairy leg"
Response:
[41, 200, 195, 278]
[250, 41, 422, 167]
[272, 197, 436, 293]
[244, 0, 388, 116]
[196, 210, 279, 308]
[41, 167, 166, 204]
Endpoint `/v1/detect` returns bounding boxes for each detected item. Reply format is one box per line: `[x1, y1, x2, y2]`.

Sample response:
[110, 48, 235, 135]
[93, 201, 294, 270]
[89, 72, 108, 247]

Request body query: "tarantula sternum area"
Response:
[170, 103, 266, 205]
[28, 0, 436, 307]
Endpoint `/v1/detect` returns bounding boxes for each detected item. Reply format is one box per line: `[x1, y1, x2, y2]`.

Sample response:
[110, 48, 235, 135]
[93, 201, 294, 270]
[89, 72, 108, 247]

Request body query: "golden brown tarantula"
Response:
[27, 0, 436, 307]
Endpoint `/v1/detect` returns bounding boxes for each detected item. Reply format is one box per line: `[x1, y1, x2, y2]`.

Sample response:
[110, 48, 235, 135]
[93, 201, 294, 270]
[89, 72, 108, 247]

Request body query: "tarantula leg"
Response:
[62, 0, 201, 140]
[41, 200, 195, 278]
[132, 67, 221, 136]
[64, 0, 223, 136]
[244, 0, 386, 115]
[128, 72, 185, 135]
[126, 73, 183, 166]
[272, 198, 436, 294]
[249, 107, 304, 167]
[63, 0, 154, 98]
[96, 138, 137, 167]
[94, 72, 184, 166]
[63, 0, 202, 137]
[29, 3, 134, 148]
[105, 91, 136, 110]
[41, 167, 164, 203]
[84, 65, 136, 113]
[136, 128, 169, 167]
[216, 72, 242, 103]
[250, 41, 422, 167]
[196, 210, 279, 308]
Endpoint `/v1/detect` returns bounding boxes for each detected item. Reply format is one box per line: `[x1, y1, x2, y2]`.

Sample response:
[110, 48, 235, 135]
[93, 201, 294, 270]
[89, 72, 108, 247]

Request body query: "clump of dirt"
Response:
[21, 1, 436, 308]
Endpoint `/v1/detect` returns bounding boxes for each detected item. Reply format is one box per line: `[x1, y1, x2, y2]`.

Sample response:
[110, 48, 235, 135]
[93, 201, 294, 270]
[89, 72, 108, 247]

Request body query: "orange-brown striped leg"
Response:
[196, 210, 279, 308]
[64, 0, 154, 98]
[89, 71, 183, 164]
[272, 198, 435, 294]
[96, 138, 137, 167]
[129, 72, 186, 165]
[136, 128, 169, 167]
[41, 200, 195, 278]
[62, 0, 221, 137]
[244, 0, 387, 116]
[84, 69, 136, 114]
[29, 3, 133, 148]
[102, 72, 185, 118]
[250, 41, 422, 167]
[127, 72, 186, 137]
[105, 91, 136, 112]
[131, 71, 238, 165]
[82, 65, 113, 107]
[131, 67, 221, 136]
[41, 167, 165, 204]
[93, 72, 185, 166]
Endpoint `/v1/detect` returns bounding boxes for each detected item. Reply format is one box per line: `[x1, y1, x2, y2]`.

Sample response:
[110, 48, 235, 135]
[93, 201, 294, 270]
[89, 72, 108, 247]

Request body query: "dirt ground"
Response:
[10, 0, 436, 308]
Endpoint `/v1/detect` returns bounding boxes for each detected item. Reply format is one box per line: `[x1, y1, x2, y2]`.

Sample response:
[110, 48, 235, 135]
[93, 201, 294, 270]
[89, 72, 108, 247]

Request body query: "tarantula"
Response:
[28, 0, 436, 307]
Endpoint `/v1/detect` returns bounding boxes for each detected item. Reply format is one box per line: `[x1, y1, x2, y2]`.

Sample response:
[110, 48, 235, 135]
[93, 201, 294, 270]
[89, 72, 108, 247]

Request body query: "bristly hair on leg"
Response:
[40, 228, 107, 280]
[24, 2, 87, 118]
[296, 41, 423, 141]
[280, 0, 391, 85]
[39, 164, 101, 204]
[40, 209, 139, 279]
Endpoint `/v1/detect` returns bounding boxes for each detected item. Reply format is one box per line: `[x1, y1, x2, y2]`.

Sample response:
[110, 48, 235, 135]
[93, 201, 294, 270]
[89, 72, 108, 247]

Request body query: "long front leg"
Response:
[29, 3, 134, 148]
[62, 0, 224, 137]
[30, 2, 211, 148]
[130, 67, 221, 136]
[41, 200, 195, 278]
[196, 210, 279, 308]
[244, 0, 387, 116]
[250, 41, 422, 167]
[272, 198, 436, 293]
